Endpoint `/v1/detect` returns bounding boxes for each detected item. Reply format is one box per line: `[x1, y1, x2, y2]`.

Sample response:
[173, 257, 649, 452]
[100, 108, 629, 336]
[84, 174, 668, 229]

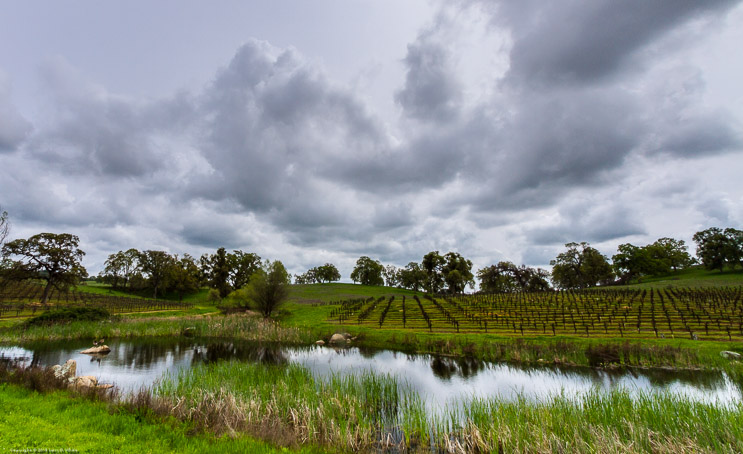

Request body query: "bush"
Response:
[217, 288, 250, 314]
[206, 288, 222, 304]
[24, 307, 111, 327]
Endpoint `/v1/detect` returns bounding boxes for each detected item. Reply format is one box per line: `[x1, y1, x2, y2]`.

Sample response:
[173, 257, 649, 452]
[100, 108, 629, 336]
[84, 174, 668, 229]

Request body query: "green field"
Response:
[614, 266, 743, 289]
[0, 384, 320, 454]
[2, 273, 743, 452]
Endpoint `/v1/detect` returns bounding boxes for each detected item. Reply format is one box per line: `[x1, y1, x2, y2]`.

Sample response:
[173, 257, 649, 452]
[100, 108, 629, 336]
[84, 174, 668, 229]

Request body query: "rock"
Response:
[329, 333, 347, 345]
[315, 340, 325, 345]
[341, 332, 352, 340]
[720, 351, 742, 360]
[81, 345, 111, 354]
[74, 375, 98, 388]
[52, 360, 77, 381]
[182, 327, 196, 337]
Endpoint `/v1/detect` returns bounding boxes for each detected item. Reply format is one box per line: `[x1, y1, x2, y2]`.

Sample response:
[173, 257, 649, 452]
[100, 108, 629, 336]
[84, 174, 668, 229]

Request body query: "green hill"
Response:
[287, 283, 417, 304]
[614, 265, 743, 289]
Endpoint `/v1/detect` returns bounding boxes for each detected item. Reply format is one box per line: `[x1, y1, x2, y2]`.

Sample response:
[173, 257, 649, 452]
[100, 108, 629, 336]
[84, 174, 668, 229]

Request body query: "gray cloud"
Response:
[194, 40, 389, 221]
[28, 58, 198, 178]
[1, 1, 742, 277]
[527, 201, 646, 246]
[0, 72, 32, 152]
[395, 38, 461, 122]
[485, 0, 741, 88]
[657, 111, 742, 157]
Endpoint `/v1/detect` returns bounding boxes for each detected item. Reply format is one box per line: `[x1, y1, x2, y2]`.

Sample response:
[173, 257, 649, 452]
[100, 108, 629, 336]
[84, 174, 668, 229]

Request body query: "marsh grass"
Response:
[0, 313, 314, 344]
[2, 358, 742, 452]
[146, 361, 743, 453]
[153, 362, 425, 451]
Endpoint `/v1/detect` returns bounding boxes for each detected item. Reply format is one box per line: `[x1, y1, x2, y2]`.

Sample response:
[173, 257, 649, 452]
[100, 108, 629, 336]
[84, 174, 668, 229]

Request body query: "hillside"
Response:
[287, 283, 417, 304]
[613, 266, 743, 289]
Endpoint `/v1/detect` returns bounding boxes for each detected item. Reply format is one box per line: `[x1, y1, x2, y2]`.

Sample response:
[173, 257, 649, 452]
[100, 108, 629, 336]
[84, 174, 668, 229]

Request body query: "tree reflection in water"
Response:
[430, 356, 484, 380]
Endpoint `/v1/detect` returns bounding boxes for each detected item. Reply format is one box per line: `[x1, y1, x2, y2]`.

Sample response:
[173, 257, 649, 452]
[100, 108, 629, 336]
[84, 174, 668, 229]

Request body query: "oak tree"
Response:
[2, 233, 87, 304]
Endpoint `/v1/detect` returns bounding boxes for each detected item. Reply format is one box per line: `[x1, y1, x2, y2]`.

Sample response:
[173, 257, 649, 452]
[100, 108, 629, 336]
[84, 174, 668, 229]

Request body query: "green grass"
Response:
[614, 265, 743, 289]
[0, 384, 321, 453]
[76, 282, 212, 303]
[75, 281, 148, 298]
[278, 286, 743, 370]
[0, 313, 314, 345]
[153, 360, 743, 453]
[287, 282, 417, 304]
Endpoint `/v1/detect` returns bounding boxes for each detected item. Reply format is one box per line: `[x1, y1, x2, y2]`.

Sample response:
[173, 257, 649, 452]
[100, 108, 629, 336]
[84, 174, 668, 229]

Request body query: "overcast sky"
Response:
[1, 0, 742, 279]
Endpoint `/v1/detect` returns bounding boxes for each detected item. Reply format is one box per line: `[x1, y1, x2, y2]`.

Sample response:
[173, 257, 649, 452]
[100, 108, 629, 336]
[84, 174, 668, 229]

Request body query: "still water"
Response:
[1, 338, 740, 408]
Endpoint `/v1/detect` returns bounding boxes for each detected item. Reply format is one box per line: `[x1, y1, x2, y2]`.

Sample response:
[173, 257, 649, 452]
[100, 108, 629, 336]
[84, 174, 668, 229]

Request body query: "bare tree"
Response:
[0, 208, 9, 248]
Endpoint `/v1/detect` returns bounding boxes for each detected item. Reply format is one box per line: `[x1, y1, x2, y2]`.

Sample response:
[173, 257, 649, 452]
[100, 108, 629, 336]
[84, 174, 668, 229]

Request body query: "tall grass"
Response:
[2, 357, 742, 452]
[147, 361, 743, 453]
[153, 362, 425, 451]
[0, 313, 314, 344]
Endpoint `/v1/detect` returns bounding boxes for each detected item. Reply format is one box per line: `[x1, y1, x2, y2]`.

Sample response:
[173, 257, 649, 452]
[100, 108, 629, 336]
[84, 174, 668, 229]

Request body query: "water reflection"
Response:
[0, 339, 739, 408]
[430, 356, 484, 380]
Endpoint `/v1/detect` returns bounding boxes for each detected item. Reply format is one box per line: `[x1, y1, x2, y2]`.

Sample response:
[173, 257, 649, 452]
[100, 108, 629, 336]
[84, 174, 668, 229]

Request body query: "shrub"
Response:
[24, 307, 111, 327]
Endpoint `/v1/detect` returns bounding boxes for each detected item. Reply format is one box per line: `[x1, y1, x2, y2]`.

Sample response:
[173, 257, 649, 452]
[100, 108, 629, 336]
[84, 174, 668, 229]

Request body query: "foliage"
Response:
[382, 265, 400, 287]
[201, 248, 263, 298]
[442, 252, 474, 293]
[550, 242, 613, 289]
[350, 256, 384, 286]
[693, 227, 743, 272]
[477, 261, 550, 293]
[102, 248, 140, 290]
[200, 247, 232, 298]
[422, 251, 446, 293]
[612, 238, 693, 283]
[1, 233, 87, 304]
[248, 260, 291, 318]
[207, 288, 222, 303]
[294, 263, 341, 284]
[138, 250, 176, 298]
[24, 307, 111, 326]
[653, 237, 695, 271]
[168, 254, 201, 301]
[228, 250, 262, 290]
[398, 262, 426, 291]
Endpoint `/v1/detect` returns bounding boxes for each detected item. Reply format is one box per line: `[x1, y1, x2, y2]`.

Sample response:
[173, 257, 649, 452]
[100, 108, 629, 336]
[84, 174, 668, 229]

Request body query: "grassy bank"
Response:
[0, 383, 320, 453]
[0, 313, 314, 345]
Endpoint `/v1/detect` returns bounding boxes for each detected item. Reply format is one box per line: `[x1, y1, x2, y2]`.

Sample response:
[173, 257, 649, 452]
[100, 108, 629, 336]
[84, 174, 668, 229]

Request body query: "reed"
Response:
[148, 360, 743, 453]
[0, 313, 314, 344]
[2, 357, 742, 452]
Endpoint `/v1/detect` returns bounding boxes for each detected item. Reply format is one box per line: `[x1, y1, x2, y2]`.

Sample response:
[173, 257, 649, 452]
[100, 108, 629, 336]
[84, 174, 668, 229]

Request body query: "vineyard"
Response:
[329, 287, 743, 341]
[0, 281, 192, 319]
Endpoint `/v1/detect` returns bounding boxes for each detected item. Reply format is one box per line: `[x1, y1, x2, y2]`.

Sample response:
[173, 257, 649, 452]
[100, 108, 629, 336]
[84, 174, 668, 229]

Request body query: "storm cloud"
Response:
[0, 1, 741, 277]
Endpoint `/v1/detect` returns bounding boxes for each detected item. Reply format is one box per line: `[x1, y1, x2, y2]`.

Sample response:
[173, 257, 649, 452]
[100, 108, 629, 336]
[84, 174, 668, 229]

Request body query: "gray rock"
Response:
[81, 345, 111, 354]
[315, 340, 325, 345]
[74, 375, 98, 388]
[720, 351, 742, 360]
[52, 360, 77, 381]
[329, 333, 347, 345]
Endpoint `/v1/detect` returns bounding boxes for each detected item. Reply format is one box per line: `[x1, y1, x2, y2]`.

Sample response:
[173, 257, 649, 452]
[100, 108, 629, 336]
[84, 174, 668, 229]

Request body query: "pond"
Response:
[1, 338, 740, 409]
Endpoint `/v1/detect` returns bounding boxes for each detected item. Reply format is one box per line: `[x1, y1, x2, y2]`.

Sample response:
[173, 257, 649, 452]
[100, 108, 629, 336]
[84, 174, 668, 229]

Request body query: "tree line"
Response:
[343, 227, 743, 291]
[1, 206, 741, 297]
